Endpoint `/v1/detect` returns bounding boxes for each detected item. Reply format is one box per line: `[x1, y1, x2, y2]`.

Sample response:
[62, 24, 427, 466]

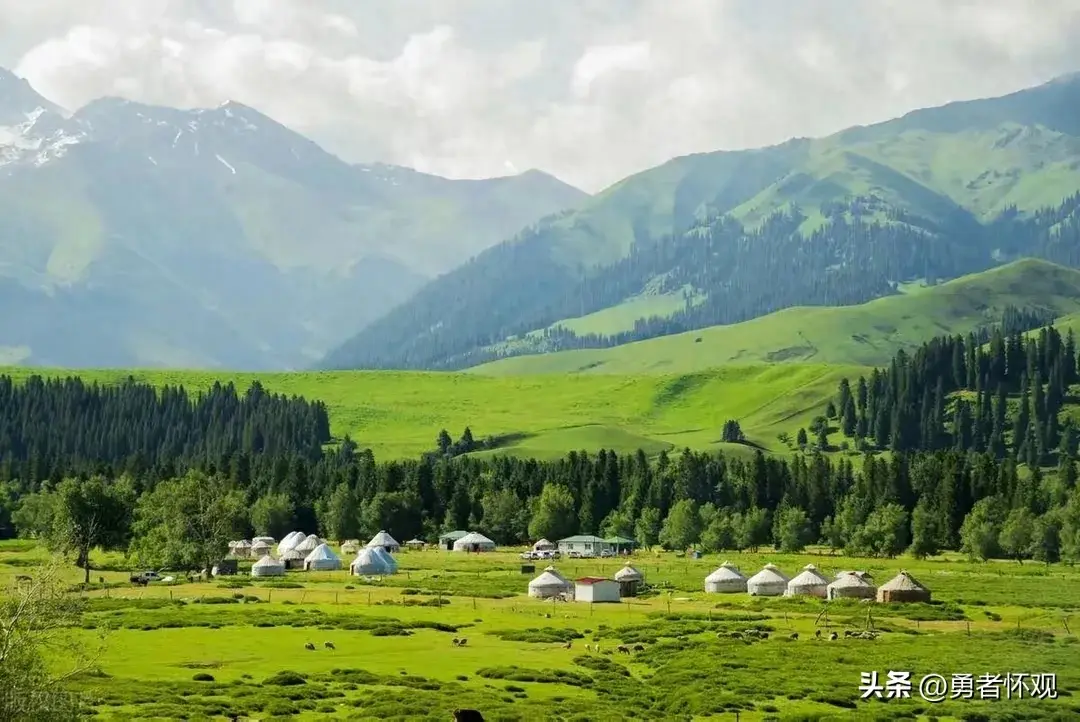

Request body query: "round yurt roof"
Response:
[367, 530, 400, 548]
[532, 538, 554, 549]
[233, 539, 251, 548]
[529, 570, 572, 589]
[705, 562, 746, 582]
[278, 531, 305, 553]
[305, 543, 340, 563]
[542, 565, 568, 582]
[748, 564, 789, 584]
[341, 540, 360, 551]
[252, 554, 284, 571]
[352, 547, 395, 575]
[880, 570, 928, 592]
[405, 538, 425, 545]
[614, 564, 643, 581]
[293, 534, 319, 554]
[252, 536, 276, 545]
[280, 548, 304, 560]
[829, 572, 875, 590]
[455, 532, 495, 546]
[789, 564, 828, 586]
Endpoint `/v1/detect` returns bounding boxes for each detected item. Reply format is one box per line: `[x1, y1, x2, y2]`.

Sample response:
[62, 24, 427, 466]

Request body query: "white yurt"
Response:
[528, 566, 572, 599]
[786, 564, 829, 598]
[252, 536, 276, 546]
[280, 548, 305, 570]
[304, 543, 342, 571]
[746, 564, 790, 596]
[614, 564, 644, 597]
[231, 540, 252, 558]
[251, 554, 285, 577]
[405, 538, 425, 549]
[340, 539, 361, 555]
[532, 539, 555, 552]
[704, 562, 748, 593]
[453, 532, 497, 552]
[827, 571, 877, 600]
[293, 533, 320, 555]
[277, 531, 305, 556]
[367, 530, 401, 552]
[351, 547, 396, 576]
[250, 540, 271, 558]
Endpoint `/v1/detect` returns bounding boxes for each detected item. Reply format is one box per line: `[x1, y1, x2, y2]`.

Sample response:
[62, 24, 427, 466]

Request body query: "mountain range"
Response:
[0, 67, 586, 368]
[322, 72, 1080, 372]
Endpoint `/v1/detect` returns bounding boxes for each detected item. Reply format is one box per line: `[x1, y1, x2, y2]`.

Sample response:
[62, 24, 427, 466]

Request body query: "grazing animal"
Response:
[632, 644, 645, 652]
[563, 640, 572, 649]
[617, 645, 630, 655]
[458, 638, 467, 646]
[829, 632, 838, 641]
[304, 642, 315, 650]
[544, 613, 551, 619]
[844, 630, 854, 638]
[760, 633, 769, 640]
[729, 631, 743, 639]
[324, 641, 335, 650]
[453, 709, 485, 722]
[452, 637, 460, 645]
[789, 633, 798, 640]
[815, 629, 821, 638]
[584, 644, 592, 652]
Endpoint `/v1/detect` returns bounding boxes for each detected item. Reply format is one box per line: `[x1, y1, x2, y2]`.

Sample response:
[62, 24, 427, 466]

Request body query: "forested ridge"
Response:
[323, 192, 1080, 371]
[4, 369, 1080, 571]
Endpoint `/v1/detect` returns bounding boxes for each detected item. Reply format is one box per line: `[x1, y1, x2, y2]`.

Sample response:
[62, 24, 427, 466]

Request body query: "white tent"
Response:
[293, 533, 320, 555]
[453, 531, 496, 552]
[827, 571, 877, 600]
[614, 565, 643, 582]
[251, 554, 285, 577]
[252, 536, 276, 546]
[704, 562, 748, 593]
[304, 543, 342, 571]
[351, 547, 396, 575]
[532, 538, 555, 551]
[367, 530, 401, 552]
[747, 564, 790, 596]
[250, 540, 271, 558]
[528, 566, 572, 598]
[277, 531, 305, 555]
[405, 538, 425, 548]
[340, 539, 361, 555]
[786, 564, 829, 598]
[231, 540, 252, 558]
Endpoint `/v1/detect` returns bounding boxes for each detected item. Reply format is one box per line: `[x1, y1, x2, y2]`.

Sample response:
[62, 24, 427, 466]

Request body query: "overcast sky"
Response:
[2, 0, 1079, 192]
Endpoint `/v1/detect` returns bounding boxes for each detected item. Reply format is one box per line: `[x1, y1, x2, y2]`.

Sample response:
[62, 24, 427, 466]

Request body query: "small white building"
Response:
[747, 564, 790, 596]
[614, 564, 644, 597]
[251, 554, 285, 577]
[786, 564, 829, 598]
[704, 562, 748, 593]
[574, 577, 620, 603]
[453, 532, 497, 552]
[528, 566, 572, 599]
[367, 530, 401, 553]
[532, 538, 555, 552]
[557, 535, 610, 557]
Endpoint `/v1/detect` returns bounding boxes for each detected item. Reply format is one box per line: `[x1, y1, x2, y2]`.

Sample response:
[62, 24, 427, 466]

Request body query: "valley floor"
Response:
[6, 541, 1077, 720]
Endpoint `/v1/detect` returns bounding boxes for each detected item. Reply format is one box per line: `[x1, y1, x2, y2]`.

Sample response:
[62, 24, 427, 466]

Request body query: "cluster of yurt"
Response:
[367, 531, 400, 553]
[453, 531, 497, 552]
[351, 546, 398, 576]
[528, 566, 572, 599]
[704, 562, 747, 593]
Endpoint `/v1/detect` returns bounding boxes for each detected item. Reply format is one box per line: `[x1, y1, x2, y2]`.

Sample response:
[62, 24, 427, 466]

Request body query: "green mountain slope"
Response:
[469, 259, 1080, 375]
[0, 74, 587, 369]
[323, 73, 1080, 372]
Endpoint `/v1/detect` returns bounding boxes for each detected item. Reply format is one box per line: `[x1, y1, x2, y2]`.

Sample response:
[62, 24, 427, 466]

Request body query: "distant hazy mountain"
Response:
[0, 67, 587, 369]
[322, 72, 1080, 371]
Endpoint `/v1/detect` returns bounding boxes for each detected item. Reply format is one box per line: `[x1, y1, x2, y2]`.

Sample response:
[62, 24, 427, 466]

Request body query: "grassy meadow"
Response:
[6, 540, 1080, 720]
[0, 363, 860, 461]
[472, 259, 1080, 376]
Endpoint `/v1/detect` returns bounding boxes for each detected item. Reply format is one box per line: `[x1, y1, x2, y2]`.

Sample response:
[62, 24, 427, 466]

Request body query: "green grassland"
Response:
[552, 283, 705, 336]
[0, 363, 861, 461]
[7, 540, 1080, 720]
[472, 259, 1080, 376]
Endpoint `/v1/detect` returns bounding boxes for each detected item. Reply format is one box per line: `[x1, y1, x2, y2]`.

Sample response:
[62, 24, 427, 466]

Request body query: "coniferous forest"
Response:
[4, 354, 1080, 568]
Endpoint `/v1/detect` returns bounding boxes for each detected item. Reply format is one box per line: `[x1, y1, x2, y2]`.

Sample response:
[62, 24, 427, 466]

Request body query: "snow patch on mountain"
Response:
[215, 154, 236, 174]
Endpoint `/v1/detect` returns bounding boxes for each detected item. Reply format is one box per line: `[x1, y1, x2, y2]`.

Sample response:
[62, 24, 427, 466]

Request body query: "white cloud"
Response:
[2, 0, 1080, 192]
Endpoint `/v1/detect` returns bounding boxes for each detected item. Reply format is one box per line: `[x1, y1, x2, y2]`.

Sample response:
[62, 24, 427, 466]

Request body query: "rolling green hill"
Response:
[0, 363, 862, 461]
[324, 73, 1080, 372]
[0, 72, 587, 369]
[470, 259, 1080, 375]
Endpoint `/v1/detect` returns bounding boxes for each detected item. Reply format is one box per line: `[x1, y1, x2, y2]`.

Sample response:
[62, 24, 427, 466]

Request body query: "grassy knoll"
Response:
[0, 363, 860, 460]
[6, 540, 1080, 720]
[472, 258, 1080, 376]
